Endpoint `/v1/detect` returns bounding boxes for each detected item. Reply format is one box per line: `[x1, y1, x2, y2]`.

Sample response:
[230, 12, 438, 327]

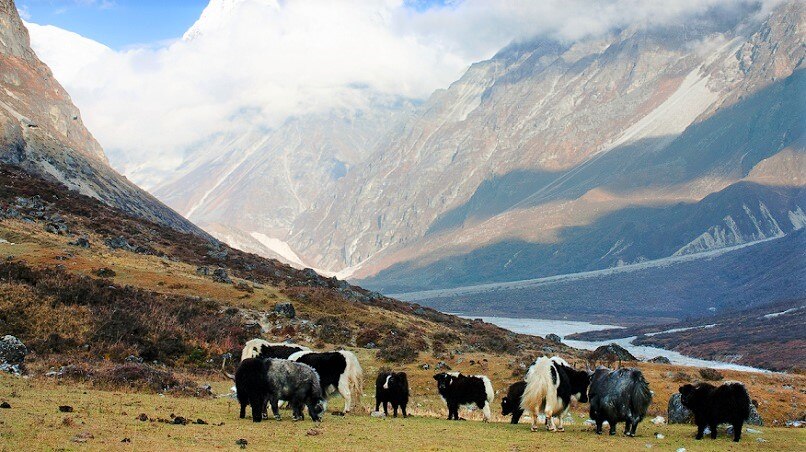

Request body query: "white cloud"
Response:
[25, 0, 771, 188]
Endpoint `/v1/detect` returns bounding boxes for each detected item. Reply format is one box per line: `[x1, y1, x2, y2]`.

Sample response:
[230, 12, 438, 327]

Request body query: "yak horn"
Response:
[221, 356, 236, 381]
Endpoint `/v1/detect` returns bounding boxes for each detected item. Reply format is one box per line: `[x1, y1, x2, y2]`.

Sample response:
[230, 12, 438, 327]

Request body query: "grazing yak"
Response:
[501, 381, 527, 424]
[588, 367, 652, 436]
[288, 350, 364, 413]
[433, 372, 494, 422]
[234, 358, 326, 422]
[679, 381, 751, 442]
[521, 356, 590, 432]
[375, 371, 410, 417]
[240, 338, 310, 361]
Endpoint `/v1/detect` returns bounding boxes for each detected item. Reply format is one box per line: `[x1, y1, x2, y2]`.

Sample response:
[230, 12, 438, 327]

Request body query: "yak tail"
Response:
[342, 351, 364, 408]
[629, 370, 652, 415]
[221, 356, 236, 381]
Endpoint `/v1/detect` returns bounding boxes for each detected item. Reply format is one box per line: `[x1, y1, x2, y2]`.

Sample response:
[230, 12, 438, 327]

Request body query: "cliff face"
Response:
[0, 0, 204, 235]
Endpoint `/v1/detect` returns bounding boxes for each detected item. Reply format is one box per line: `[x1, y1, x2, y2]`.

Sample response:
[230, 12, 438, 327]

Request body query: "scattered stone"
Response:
[105, 236, 132, 251]
[0, 401, 10, 409]
[545, 333, 562, 344]
[212, 268, 232, 284]
[746, 427, 762, 434]
[45, 222, 68, 235]
[648, 356, 671, 364]
[786, 420, 803, 428]
[94, 267, 116, 278]
[654, 433, 665, 439]
[436, 361, 451, 370]
[71, 432, 94, 443]
[235, 438, 248, 448]
[590, 343, 637, 362]
[137, 413, 149, 422]
[421, 363, 430, 370]
[59, 405, 74, 413]
[650, 416, 666, 425]
[698, 368, 724, 381]
[196, 266, 210, 276]
[273, 302, 296, 319]
[370, 411, 386, 418]
[676, 448, 686, 452]
[667, 393, 693, 424]
[125, 355, 144, 364]
[756, 438, 768, 443]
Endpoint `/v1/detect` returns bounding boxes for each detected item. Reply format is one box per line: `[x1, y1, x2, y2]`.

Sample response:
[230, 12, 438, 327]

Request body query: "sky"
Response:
[17, 0, 208, 49]
[20, 0, 773, 189]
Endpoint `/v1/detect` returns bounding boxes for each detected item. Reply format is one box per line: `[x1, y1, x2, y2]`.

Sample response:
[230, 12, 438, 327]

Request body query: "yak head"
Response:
[678, 384, 697, 408]
[433, 372, 455, 393]
[501, 395, 517, 416]
[384, 372, 408, 390]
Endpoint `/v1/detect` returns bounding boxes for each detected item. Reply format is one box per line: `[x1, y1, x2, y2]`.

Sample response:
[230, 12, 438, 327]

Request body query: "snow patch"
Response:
[249, 232, 306, 268]
[789, 206, 806, 230]
[763, 306, 803, 319]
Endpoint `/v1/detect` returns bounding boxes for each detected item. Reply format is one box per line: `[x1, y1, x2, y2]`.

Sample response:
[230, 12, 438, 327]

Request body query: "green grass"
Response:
[1, 375, 804, 451]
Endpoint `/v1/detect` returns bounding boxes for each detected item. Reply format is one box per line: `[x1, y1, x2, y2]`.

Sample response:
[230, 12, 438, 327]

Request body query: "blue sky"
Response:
[17, 0, 209, 49]
[16, 0, 451, 49]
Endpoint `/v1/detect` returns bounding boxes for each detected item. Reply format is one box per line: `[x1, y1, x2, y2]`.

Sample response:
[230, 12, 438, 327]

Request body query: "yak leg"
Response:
[709, 422, 718, 439]
[732, 420, 743, 442]
[695, 422, 706, 440]
[338, 377, 352, 413]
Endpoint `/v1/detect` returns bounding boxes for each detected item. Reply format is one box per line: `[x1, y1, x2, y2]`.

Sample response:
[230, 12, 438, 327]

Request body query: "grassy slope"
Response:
[1, 374, 805, 451]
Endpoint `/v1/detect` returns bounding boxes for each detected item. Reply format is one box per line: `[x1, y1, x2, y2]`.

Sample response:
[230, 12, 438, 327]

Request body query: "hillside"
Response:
[0, 0, 202, 235]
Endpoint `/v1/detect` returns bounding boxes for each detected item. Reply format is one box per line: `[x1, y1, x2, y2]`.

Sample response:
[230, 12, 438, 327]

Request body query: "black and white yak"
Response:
[588, 367, 652, 436]
[521, 356, 590, 432]
[240, 338, 310, 361]
[375, 371, 409, 417]
[288, 350, 364, 413]
[501, 381, 527, 424]
[679, 381, 751, 442]
[234, 357, 326, 422]
[433, 372, 494, 422]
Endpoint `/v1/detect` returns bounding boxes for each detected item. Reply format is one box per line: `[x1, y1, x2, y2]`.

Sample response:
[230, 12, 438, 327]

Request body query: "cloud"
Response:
[25, 0, 772, 189]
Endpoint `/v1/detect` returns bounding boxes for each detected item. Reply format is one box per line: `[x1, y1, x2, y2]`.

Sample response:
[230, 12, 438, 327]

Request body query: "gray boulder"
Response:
[545, 333, 562, 344]
[667, 393, 693, 424]
[0, 335, 28, 374]
[211, 268, 232, 284]
[273, 302, 296, 319]
[747, 402, 763, 426]
[648, 356, 671, 364]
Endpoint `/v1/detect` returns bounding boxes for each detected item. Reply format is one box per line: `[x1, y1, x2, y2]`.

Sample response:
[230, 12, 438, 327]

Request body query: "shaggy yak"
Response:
[375, 371, 410, 417]
[501, 381, 527, 424]
[679, 381, 751, 442]
[588, 367, 652, 436]
[521, 356, 590, 432]
[288, 350, 364, 413]
[240, 338, 310, 361]
[234, 358, 326, 422]
[433, 372, 494, 422]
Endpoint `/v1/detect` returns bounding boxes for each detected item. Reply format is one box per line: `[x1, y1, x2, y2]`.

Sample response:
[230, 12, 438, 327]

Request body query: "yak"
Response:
[679, 381, 751, 442]
[588, 367, 652, 436]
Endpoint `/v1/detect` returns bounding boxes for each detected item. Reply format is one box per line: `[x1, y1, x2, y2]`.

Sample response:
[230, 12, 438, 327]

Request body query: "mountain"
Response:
[289, 1, 804, 285]
[0, 0, 202, 235]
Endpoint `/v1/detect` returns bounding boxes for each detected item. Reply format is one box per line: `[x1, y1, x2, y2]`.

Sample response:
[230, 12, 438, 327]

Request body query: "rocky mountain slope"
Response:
[0, 0, 202, 235]
[294, 1, 804, 285]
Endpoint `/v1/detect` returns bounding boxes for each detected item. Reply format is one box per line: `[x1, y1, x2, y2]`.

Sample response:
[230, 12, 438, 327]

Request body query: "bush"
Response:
[315, 316, 352, 344]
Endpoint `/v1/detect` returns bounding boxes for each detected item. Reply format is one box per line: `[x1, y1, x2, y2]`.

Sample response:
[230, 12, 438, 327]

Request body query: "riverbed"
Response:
[463, 315, 769, 373]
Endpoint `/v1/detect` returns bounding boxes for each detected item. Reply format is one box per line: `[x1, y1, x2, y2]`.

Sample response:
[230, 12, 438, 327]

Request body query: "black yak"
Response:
[433, 372, 494, 421]
[501, 381, 527, 424]
[679, 381, 751, 442]
[375, 371, 409, 417]
[588, 367, 652, 436]
[234, 358, 271, 422]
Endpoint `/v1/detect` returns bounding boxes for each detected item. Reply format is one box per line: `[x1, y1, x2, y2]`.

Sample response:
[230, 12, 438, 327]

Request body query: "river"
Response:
[462, 315, 769, 373]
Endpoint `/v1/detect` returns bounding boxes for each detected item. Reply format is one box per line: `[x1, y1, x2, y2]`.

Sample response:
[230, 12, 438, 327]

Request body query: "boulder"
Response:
[747, 401, 763, 426]
[273, 302, 296, 319]
[590, 343, 637, 362]
[0, 335, 28, 367]
[648, 356, 671, 364]
[105, 236, 132, 250]
[195, 266, 210, 276]
[94, 268, 116, 278]
[211, 268, 232, 284]
[69, 237, 91, 248]
[698, 368, 724, 381]
[545, 333, 562, 344]
[667, 393, 693, 424]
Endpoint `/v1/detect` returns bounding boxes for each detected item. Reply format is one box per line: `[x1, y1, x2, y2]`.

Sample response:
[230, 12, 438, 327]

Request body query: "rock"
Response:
[667, 393, 693, 424]
[196, 266, 210, 276]
[590, 343, 637, 362]
[71, 432, 94, 443]
[0, 401, 10, 409]
[654, 433, 665, 439]
[747, 402, 763, 426]
[746, 427, 762, 434]
[650, 416, 666, 425]
[137, 413, 149, 422]
[370, 410, 386, 418]
[0, 335, 28, 371]
[545, 333, 562, 344]
[173, 416, 188, 425]
[45, 222, 68, 235]
[756, 438, 768, 443]
[698, 368, 724, 381]
[212, 268, 232, 284]
[94, 267, 116, 278]
[121, 438, 131, 443]
[436, 361, 451, 370]
[421, 363, 430, 370]
[194, 418, 207, 425]
[125, 355, 144, 364]
[670, 371, 692, 382]
[648, 356, 671, 364]
[105, 236, 132, 250]
[235, 281, 254, 293]
[235, 438, 248, 448]
[273, 302, 296, 319]
[59, 405, 74, 413]
[676, 448, 686, 452]
[69, 237, 91, 248]
[785, 420, 803, 428]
